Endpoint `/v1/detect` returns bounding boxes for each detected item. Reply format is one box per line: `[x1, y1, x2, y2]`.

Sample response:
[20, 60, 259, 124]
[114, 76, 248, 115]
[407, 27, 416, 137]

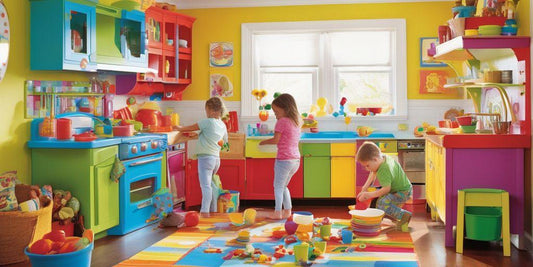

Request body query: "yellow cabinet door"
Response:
[330, 143, 356, 156]
[331, 156, 355, 197]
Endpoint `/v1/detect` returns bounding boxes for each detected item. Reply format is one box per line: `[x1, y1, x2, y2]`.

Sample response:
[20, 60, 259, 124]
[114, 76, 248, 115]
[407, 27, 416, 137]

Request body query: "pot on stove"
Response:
[136, 109, 162, 129]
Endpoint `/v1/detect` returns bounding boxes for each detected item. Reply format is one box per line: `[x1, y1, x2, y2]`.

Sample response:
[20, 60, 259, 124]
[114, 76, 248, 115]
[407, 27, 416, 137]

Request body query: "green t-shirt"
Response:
[376, 154, 412, 193]
[196, 118, 227, 157]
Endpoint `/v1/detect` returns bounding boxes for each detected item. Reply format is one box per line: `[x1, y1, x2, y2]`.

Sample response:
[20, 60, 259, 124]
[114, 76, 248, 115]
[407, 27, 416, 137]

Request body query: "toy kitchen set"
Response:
[25, 79, 184, 237]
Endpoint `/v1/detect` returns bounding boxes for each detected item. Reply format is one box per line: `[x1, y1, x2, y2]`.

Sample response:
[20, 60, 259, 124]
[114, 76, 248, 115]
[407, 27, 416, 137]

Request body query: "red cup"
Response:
[56, 118, 72, 140]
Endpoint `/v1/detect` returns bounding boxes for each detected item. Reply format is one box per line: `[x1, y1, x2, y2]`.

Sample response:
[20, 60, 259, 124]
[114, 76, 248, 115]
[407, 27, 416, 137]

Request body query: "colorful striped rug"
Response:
[116, 214, 418, 267]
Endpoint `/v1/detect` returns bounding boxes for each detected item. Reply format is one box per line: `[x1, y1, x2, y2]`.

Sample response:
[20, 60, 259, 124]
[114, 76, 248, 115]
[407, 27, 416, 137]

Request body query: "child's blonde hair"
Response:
[272, 93, 300, 126]
[205, 97, 226, 117]
[356, 142, 382, 162]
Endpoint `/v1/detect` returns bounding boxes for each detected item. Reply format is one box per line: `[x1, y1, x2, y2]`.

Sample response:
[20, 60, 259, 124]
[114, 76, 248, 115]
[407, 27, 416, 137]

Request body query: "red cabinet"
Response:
[116, 6, 195, 100]
[185, 159, 246, 209]
[217, 159, 246, 196]
[185, 159, 201, 209]
[245, 158, 303, 200]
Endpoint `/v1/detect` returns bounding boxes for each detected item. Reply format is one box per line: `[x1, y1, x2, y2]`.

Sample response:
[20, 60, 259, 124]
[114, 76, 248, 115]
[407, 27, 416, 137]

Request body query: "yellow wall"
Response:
[178, 2, 458, 101]
[0, 0, 530, 184]
[1, 0, 91, 183]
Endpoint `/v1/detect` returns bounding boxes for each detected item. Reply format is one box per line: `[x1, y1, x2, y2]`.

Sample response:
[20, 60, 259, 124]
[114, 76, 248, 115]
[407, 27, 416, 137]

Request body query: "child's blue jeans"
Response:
[273, 159, 300, 211]
[198, 155, 220, 213]
[376, 187, 413, 221]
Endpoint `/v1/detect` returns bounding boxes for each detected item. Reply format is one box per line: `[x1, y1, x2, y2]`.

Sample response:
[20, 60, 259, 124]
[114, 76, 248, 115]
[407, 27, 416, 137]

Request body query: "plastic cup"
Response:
[313, 241, 327, 255]
[341, 229, 353, 244]
[320, 224, 332, 240]
[293, 243, 309, 262]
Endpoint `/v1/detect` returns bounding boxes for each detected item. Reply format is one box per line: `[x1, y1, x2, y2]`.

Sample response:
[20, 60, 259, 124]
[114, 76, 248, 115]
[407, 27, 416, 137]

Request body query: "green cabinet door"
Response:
[301, 143, 330, 157]
[303, 156, 331, 198]
[31, 146, 119, 234]
[92, 155, 119, 233]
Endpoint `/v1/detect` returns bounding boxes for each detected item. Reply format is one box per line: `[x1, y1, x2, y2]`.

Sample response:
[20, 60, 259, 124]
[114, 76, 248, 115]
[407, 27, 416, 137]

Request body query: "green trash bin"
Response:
[465, 206, 502, 241]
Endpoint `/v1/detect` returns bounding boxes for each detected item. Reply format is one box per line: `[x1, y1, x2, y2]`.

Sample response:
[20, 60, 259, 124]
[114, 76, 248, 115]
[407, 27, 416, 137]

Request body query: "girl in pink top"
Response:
[259, 94, 301, 219]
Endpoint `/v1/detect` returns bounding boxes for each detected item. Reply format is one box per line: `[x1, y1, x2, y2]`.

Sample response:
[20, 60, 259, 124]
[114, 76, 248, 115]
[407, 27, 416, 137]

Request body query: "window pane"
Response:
[260, 72, 314, 114]
[330, 31, 391, 65]
[256, 33, 319, 66]
[338, 71, 393, 115]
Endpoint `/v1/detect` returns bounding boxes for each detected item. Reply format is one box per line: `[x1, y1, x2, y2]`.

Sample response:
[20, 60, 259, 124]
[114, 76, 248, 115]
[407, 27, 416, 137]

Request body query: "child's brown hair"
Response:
[356, 141, 382, 162]
[205, 97, 226, 117]
[272, 93, 300, 126]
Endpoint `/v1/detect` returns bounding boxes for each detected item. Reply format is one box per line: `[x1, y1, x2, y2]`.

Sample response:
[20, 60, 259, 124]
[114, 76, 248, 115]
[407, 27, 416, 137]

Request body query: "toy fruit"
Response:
[284, 217, 298, 235]
[82, 229, 94, 243]
[29, 239, 53, 255]
[259, 110, 269, 121]
[43, 230, 66, 243]
[357, 126, 373, 137]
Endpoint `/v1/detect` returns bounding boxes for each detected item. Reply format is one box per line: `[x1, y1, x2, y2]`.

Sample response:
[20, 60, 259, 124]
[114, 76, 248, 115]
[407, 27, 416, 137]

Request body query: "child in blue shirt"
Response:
[177, 97, 228, 217]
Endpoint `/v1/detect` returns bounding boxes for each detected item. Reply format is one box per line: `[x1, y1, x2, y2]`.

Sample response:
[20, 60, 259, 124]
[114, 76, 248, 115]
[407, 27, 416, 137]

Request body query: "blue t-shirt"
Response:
[196, 118, 227, 157]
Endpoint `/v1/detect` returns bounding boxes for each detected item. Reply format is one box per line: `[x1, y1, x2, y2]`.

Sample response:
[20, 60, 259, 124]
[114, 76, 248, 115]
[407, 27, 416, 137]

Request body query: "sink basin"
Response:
[300, 131, 394, 139]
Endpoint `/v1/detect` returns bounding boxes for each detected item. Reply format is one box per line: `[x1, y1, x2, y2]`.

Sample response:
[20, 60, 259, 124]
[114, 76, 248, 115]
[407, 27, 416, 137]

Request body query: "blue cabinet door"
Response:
[121, 10, 147, 67]
[64, 1, 96, 71]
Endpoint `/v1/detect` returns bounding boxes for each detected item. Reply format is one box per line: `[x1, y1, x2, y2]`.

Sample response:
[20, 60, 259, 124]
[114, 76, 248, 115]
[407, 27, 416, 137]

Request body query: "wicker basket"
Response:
[0, 201, 52, 265]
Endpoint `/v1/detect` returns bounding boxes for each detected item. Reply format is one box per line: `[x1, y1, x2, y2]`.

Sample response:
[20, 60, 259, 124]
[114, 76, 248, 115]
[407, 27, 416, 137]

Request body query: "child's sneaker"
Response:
[397, 211, 412, 232]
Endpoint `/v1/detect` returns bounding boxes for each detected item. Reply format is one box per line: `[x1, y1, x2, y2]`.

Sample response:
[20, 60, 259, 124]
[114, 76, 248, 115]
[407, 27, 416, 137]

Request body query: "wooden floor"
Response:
[5, 200, 526, 267]
[87, 200, 533, 267]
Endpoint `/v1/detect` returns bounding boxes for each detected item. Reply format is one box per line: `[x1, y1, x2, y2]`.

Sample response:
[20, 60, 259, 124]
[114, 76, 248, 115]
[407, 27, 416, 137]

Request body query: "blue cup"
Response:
[341, 229, 353, 244]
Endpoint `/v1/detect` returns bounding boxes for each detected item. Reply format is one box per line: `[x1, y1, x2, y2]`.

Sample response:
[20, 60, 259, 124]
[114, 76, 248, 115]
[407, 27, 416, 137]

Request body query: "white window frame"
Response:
[241, 19, 407, 121]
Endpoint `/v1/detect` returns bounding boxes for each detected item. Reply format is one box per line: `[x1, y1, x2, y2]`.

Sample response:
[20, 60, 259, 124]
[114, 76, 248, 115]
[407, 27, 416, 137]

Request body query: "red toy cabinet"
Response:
[116, 6, 195, 100]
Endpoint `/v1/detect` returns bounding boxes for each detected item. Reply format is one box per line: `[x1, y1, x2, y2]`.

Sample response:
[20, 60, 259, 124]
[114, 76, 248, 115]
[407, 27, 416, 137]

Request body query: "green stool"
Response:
[456, 188, 510, 256]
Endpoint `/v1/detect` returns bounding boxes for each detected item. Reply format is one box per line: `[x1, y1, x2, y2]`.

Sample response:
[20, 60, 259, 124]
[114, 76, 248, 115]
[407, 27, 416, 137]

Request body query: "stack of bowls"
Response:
[349, 209, 385, 237]
[478, 25, 502, 36]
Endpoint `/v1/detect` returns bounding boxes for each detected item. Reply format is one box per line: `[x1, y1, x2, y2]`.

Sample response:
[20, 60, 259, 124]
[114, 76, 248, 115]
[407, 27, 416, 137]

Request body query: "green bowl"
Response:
[461, 125, 476, 133]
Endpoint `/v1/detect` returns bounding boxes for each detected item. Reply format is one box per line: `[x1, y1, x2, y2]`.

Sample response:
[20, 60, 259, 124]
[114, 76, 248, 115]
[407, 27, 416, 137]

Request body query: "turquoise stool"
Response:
[456, 188, 510, 256]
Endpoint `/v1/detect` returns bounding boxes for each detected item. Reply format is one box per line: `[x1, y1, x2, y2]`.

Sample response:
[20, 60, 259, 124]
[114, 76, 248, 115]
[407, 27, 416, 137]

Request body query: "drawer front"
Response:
[245, 139, 277, 158]
[301, 143, 330, 157]
[330, 143, 356, 156]
[91, 146, 118, 165]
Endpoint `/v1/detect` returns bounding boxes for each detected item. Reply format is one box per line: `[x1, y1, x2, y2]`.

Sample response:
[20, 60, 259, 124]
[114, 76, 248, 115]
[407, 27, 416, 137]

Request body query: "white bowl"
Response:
[292, 212, 314, 225]
[349, 208, 385, 218]
[178, 39, 188, 48]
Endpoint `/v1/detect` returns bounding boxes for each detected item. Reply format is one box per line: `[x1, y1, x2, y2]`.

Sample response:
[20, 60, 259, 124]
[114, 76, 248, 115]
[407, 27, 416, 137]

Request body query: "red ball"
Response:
[184, 211, 199, 227]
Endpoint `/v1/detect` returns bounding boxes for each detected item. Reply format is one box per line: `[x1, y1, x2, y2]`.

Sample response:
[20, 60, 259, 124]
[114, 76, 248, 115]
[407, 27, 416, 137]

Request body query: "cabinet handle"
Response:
[129, 156, 162, 167]
[304, 154, 312, 157]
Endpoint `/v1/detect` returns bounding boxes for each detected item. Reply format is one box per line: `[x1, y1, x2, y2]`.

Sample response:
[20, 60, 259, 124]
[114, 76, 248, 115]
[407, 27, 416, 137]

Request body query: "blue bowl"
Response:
[452, 6, 476, 18]
[24, 242, 93, 267]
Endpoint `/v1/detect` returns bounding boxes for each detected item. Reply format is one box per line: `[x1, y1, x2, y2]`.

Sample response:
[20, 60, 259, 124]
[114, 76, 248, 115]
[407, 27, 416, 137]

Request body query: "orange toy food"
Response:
[82, 229, 94, 243]
[29, 239, 53, 255]
[43, 230, 66, 243]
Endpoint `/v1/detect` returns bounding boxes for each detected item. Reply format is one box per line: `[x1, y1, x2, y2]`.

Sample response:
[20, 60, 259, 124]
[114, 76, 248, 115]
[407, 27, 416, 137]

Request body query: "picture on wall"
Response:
[419, 70, 450, 94]
[210, 69, 234, 97]
[209, 42, 234, 67]
[420, 37, 446, 67]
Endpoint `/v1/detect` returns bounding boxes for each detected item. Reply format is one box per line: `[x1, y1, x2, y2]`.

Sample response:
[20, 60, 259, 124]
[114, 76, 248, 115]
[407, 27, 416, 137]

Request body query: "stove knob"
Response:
[151, 141, 159, 149]
[141, 143, 147, 152]
[131, 146, 138, 154]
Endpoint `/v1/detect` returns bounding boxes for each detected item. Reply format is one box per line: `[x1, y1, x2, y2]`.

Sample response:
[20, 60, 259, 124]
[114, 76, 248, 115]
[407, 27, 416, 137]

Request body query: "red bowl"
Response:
[456, 116, 472, 126]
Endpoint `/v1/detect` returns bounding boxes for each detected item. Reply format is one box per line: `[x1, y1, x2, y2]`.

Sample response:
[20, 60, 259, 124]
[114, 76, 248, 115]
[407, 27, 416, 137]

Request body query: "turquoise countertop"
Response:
[28, 138, 122, 149]
[246, 131, 421, 143]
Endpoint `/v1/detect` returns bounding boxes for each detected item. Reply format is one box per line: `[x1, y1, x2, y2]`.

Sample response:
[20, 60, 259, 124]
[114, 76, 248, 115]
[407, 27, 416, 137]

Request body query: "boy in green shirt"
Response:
[356, 141, 413, 232]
